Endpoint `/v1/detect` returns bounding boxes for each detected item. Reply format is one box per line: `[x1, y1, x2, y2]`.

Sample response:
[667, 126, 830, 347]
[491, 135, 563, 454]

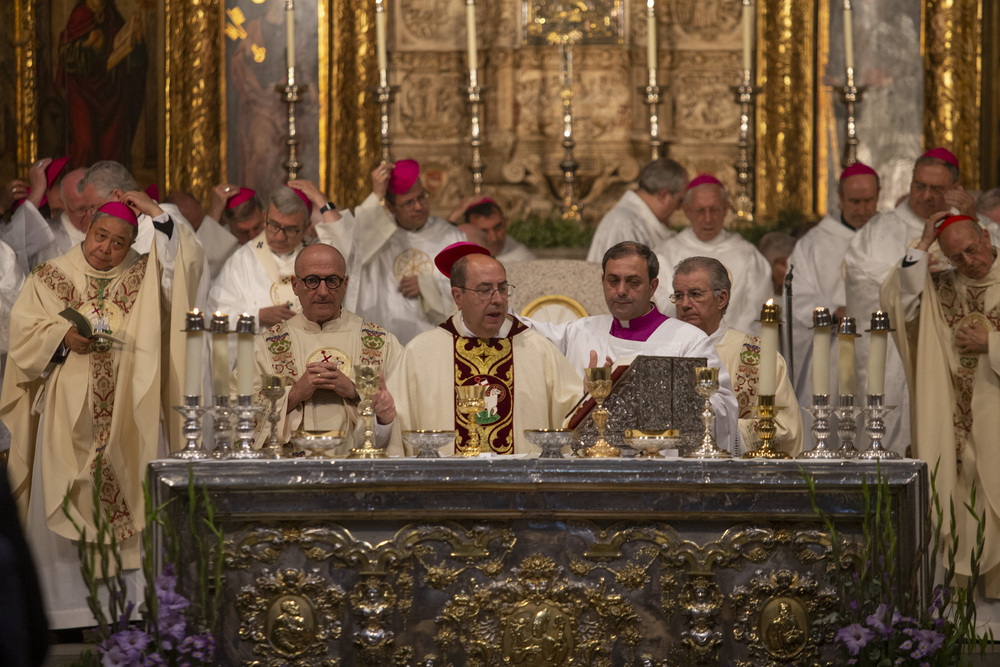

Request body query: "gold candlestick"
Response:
[582, 366, 618, 458]
[350, 365, 385, 459]
[743, 394, 790, 459]
[456, 384, 487, 456]
[685, 367, 731, 459]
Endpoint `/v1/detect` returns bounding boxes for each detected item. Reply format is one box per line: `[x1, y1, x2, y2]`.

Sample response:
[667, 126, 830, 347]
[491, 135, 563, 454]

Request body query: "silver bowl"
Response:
[290, 429, 346, 458]
[523, 429, 577, 459]
[624, 429, 680, 458]
[402, 430, 456, 458]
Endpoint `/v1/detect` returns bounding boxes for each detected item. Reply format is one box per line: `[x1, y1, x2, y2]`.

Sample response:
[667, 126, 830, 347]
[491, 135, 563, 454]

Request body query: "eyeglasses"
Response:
[668, 289, 719, 304]
[297, 273, 345, 290]
[266, 221, 303, 237]
[458, 283, 515, 300]
[397, 192, 430, 211]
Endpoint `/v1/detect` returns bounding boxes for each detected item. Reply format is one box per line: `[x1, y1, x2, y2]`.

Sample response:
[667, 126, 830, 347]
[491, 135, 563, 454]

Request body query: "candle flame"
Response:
[765, 298, 774, 306]
[192, 308, 200, 315]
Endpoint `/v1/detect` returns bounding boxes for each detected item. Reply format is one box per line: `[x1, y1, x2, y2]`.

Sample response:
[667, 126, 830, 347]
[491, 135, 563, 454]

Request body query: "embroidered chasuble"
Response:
[440, 317, 526, 454]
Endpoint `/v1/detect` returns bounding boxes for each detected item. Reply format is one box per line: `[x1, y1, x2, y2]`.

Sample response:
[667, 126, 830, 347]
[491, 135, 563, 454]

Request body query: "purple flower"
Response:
[900, 638, 913, 650]
[865, 603, 891, 636]
[141, 654, 165, 667]
[100, 645, 131, 667]
[836, 623, 875, 656]
[911, 629, 945, 658]
[111, 628, 151, 660]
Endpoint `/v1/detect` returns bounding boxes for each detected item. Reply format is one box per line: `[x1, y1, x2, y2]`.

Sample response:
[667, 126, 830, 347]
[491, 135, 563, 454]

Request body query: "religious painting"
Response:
[223, 0, 321, 193]
[18, 0, 161, 185]
[522, 0, 625, 46]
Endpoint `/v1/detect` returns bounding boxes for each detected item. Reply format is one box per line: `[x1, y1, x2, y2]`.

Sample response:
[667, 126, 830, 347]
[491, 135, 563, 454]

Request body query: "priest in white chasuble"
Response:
[318, 160, 465, 345]
[652, 174, 773, 336]
[0, 197, 198, 629]
[883, 213, 1000, 597]
[242, 243, 403, 453]
[389, 245, 582, 455]
[672, 256, 802, 457]
[520, 241, 738, 454]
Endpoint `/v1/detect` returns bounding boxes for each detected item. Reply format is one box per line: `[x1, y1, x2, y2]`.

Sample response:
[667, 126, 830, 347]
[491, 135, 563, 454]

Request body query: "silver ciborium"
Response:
[402, 430, 456, 458]
[524, 429, 577, 459]
[685, 367, 731, 459]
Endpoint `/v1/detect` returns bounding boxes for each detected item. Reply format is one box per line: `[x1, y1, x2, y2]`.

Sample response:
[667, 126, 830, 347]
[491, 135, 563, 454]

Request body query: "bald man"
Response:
[241, 243, 404, 454]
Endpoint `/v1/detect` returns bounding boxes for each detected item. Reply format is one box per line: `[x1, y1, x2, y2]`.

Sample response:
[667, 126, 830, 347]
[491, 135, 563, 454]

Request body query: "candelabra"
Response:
[640, 70, 663, 160]
[839, 67, 866, 167]
[277, 27, 308, 181]
[799, 395, 838, 459]
[171, 395, 208, 460]
[229, 394, 264, 459]
[731, 70, 756, 226]
[558, 41, 581, 222]
[466, 68, 485, 194]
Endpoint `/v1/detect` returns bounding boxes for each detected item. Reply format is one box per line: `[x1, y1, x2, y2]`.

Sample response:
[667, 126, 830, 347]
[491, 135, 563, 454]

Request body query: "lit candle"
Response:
[758, 299, 779, 396]
[647, 0, 657, 71]
[466, 0, 478, 72]
[843, 0, 854, 72]
[375, 0, 387, 72]
[184, 310, 205, 398]
[286, 0, 295, 70]
[211, 312, 230, 400]
[811, 307, 832, 396]
[866, 310, 891, 395]
[837, 317, 857, 396]
[742, 0, 754, 74]
[235, 313, 256, 397]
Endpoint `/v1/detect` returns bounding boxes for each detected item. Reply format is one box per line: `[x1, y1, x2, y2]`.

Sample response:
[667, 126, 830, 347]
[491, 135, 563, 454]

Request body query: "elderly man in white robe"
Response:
[450, 196, 535, 264]
[652, 174, 773, 335]
[520, 241, 739, 453]
[788, 162, 880, 405]
[882, 213, 1000, 598]
[845, 147, 1000, 456]
[210, 182, 338, 331]
[672, 256, 802, 456]
[587, 157, 688, 263]
[389, 244, 581, 455]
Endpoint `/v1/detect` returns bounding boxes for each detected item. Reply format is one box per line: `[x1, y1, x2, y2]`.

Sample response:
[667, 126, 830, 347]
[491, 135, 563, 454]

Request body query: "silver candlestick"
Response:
[856, 394, 899, 460]
[229, 394, 264, 459]
[466, 68, 485, 194]
[640, 71, 663, 160]
[799, 394, 838, 459]
[839, 67, 866, 167]
[558, 41, 580, 222]
[277, 63, 308, 180]
[171, 396, 208, 460]
[835, 395, 860, 458]
[211, 397, 234, 460]
[261, 375, 288, 459]
[731, 69, 756, 226]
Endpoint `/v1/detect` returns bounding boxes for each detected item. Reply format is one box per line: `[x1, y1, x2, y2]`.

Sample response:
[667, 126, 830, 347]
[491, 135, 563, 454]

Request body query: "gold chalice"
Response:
[684, 367, 731, 459]
[456, 384, 487, 456]
[582, 366, 618, 458]
[349, 364, 385, 459]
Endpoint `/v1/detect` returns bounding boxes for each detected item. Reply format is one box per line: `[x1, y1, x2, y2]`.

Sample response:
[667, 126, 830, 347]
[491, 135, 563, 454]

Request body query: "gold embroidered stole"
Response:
[733, 332, 761, 419]
[441, 318, 526, 455]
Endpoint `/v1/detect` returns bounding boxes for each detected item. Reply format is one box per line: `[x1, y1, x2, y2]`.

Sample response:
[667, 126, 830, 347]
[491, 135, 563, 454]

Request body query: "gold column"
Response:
[164, 0, 223, 203]
[328, 1, 380, 207]
[13, 0, 37, 178]
[922, 0, 982, 187]
[755, 0, 816, 220]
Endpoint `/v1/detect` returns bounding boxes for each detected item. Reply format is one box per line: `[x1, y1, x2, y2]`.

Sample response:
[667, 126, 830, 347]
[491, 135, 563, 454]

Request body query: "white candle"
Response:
[211, 312, 230, 400]
[286, 0, 295, 70]
[838, 332, 856, 396]
[843, 0, 854, 72]
[759, 299, 779, 396]
[812, 323, 831, 396]
[466, 0, 478, 72]
[646, 0, 657, 71]
[375, 0, 387, 72]
[236, 313, 255, 397]
[867, 311, 889, 395]
[742, 0, 754, 74]
[184, 310, 204, 398]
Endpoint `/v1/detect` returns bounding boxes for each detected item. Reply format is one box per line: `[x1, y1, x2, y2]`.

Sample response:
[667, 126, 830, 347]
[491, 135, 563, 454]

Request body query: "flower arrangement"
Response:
[806, 461, 993, 666]
[63, 457, 223, 667]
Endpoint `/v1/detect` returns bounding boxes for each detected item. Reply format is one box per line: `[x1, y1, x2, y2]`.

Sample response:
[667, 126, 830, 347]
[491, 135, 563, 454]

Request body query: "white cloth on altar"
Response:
[208, 231, 303, 330]
[522, 312, 738, 453]
[787, 214, 855, 404]
[196, 215, 240, 280]
[587, 190, 675, 263]
[318, 195, 464, 345]
[709, 320, 802, 456]
[496, 236, 536, 264]
[388, 314, 582, 455]
[653, 227, 773, 336]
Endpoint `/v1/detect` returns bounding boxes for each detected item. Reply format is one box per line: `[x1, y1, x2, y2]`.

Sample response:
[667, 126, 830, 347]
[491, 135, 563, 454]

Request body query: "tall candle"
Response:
[211, 312, 230, 400]
[235, 313, 256, 397]
[759, 299, 779, 395]
[184, 310, 205, 398]
[466, 0, 478, 71]
[375, 0, 387, 72]
[811, 307, 832, 396]
[843, 0, 855, 72]
[837, 317, 857, 396]
[866, 310, 891, 395]
[742, 0, 754, 73]
[285, 0, 295, 70]
[646, 0, 657, 71]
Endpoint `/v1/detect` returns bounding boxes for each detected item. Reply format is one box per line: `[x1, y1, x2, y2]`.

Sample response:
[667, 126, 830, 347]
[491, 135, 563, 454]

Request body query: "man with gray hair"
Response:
[586, 157, 689, 262]
[210, 181, 339, 330]
[978, 187, 1000, 225]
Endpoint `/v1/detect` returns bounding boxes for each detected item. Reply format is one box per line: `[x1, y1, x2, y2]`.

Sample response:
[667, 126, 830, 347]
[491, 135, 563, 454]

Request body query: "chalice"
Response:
[456, 384, 487, 456]
[684, 367, 731, 459]
[261, 374, 287, 458]
[350, 364, 385, 459]
[582, 366, 618, 458]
